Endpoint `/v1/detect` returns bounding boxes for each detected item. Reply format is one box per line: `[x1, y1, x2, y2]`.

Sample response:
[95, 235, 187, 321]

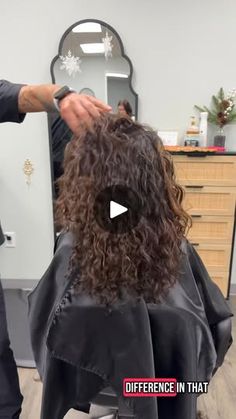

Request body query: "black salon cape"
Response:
[28, 233, 233, 419]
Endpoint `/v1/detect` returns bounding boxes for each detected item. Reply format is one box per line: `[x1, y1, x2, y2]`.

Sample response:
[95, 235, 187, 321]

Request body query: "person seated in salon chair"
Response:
[117, 99, 133, 118]
[28, 115, 233, 419]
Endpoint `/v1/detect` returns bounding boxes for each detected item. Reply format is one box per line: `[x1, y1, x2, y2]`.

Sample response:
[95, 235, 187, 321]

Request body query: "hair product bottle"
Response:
[184, 116, 200, 146]
[199, 112, 208, 147]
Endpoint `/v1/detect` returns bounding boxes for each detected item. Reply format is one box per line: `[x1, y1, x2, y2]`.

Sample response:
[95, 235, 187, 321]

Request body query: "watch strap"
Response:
[53, 86, 76, 112]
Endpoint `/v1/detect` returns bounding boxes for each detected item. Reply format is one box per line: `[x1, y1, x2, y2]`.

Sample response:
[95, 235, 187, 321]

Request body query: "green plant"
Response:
[195, 88, 236, 128]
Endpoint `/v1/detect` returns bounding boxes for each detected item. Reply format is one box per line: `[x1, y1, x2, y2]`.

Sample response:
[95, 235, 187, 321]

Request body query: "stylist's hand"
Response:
[59, 93, 112, 135]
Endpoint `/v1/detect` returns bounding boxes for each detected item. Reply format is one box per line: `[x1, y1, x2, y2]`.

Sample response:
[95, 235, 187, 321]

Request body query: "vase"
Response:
[214, 127, 226, 148]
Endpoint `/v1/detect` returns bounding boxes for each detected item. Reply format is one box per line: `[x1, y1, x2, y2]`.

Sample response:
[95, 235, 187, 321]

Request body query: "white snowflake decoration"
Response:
[102, 31, 113, 60]
[59, 50, 82, 78]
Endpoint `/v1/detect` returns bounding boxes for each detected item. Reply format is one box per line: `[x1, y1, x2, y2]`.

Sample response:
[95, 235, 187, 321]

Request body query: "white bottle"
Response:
[199, 112, 208, 147]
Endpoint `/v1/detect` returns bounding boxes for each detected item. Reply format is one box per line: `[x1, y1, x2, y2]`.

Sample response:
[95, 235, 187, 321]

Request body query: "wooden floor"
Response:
[18, 296, 236, 419]
[18, 369, 110, 419]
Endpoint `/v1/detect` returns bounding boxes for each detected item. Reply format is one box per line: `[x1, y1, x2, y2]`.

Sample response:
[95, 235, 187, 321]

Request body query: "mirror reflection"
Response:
[49, 19, 138, 200]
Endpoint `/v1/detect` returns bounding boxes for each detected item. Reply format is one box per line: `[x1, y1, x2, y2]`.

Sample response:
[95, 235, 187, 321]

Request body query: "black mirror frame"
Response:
[48, 19, 138, 241]
[50, 18, 138, 118]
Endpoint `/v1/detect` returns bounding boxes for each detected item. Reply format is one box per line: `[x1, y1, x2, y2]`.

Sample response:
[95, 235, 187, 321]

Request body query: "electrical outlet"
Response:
[4, 232, 16, 248]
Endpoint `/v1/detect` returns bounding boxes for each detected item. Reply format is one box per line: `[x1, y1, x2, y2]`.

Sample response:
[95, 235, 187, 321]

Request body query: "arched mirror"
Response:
[48, 19, 138, 207]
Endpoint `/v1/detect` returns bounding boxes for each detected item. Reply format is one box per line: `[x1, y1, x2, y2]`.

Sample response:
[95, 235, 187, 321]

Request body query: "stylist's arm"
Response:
[18, 84, 111, 134]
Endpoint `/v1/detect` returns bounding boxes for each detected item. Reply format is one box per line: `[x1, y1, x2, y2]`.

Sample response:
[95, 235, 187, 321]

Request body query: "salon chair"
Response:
[91, 386, 134, 419]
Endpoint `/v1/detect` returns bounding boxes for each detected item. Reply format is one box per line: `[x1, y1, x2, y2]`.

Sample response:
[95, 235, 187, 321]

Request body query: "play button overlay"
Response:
[94, 185, 142, 234]
[110, 201, 128, 219]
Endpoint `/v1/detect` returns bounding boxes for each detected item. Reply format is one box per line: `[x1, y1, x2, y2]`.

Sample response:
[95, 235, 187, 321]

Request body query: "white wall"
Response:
[54, 56, 129, 103]
[0, 0, 236, 283]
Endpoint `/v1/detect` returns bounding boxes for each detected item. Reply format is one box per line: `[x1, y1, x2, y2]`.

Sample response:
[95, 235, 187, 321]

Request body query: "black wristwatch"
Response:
[53, 85, 76, 111]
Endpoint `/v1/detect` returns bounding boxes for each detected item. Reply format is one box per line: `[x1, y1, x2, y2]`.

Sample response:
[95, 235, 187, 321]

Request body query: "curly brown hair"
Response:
[55, 115, 191, 304]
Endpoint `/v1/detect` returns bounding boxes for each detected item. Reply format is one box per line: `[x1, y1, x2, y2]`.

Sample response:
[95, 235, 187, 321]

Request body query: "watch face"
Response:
[54, 85, 70, 100]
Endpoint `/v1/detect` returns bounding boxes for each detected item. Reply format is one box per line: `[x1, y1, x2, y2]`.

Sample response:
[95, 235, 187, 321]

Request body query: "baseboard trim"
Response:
[230, 284, 236, 295]
[1, 278, 38, 289]
[16, 359, 36, 368]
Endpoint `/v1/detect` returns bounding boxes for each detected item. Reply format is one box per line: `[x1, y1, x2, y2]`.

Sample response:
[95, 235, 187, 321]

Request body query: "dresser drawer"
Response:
[174, 156, 236, 186]
[187, 216, 234, 243]
[183, 186, 236, 216]
[208, 271, 229, 297]
[191, 243, 231, 272]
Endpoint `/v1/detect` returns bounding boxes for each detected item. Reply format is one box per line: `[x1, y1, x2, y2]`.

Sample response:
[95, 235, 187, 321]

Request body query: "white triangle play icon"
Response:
[110, 200, 128, 219]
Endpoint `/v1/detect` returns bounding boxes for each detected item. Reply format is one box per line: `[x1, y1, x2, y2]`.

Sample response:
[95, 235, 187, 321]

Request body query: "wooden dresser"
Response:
[171, 152, 236, 297]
